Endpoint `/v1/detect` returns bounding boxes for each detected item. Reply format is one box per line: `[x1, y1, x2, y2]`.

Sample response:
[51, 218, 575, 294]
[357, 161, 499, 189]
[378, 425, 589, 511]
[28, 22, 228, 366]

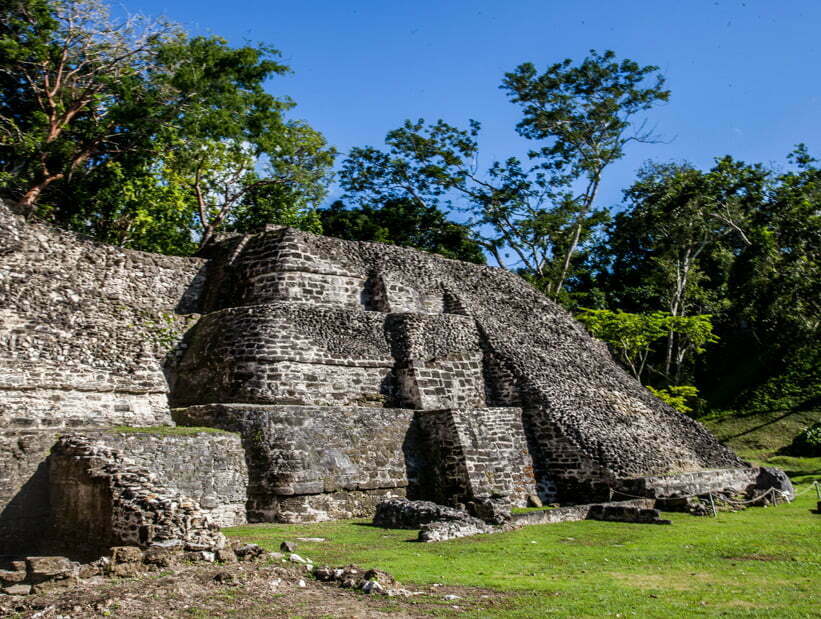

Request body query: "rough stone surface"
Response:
[0, 430, 58, 553]
[415, 407, 537, 507]
[173, 226, 749, 510]
[0, 201, 791, 542]
[174, 404, 413, 522]
[48, 435, 225, 556]
[615, 467, 795, 502]
[372, 498, 484, 529]
[0, 200, 204, 430]
[87, 430, 248, 527]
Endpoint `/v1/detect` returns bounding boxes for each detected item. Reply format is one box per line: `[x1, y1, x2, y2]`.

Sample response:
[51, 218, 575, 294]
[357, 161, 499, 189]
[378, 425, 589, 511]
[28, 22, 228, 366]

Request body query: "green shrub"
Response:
[788, 421, 821, 457]
[647, 385, 699, 414]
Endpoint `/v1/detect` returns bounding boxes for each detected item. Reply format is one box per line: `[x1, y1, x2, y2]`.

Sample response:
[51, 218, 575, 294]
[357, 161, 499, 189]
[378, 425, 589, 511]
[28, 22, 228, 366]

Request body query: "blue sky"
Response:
[126, 0, 820, 211]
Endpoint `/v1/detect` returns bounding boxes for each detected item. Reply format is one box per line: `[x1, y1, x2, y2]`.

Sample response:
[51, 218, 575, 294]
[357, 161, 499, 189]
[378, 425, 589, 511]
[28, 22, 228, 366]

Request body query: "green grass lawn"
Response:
[225, 408, 820, 616]
[225, 485, 820, 617]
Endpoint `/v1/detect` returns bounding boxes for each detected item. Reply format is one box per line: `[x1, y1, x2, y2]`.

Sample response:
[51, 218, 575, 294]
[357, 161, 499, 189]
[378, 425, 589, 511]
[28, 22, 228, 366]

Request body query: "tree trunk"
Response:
[16, 173, 64, 218]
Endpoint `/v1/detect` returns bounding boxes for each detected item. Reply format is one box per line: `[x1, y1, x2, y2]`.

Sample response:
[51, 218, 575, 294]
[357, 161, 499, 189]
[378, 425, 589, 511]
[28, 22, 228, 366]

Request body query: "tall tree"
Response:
[0, 0, 172, 214]
[598, 157, 767, 384]
[0, 0, 335, 252]
[340, 51, 666, 299]
[500, 50, 670, 296]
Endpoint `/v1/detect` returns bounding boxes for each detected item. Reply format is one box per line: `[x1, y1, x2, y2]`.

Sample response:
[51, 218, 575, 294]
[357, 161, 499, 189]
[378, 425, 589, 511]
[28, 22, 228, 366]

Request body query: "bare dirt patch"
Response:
[0, 561, 509, 618]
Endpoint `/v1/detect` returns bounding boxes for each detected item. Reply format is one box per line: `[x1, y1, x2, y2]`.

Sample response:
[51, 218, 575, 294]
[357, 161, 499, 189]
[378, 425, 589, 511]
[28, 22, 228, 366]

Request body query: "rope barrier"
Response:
[611, 484, 802, 505]
[790, 481, 820, 497]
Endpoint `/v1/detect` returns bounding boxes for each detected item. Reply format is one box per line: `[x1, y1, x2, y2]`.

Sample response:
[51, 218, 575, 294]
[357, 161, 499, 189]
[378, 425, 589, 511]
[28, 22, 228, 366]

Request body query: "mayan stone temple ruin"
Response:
[0, 199, 793, 559]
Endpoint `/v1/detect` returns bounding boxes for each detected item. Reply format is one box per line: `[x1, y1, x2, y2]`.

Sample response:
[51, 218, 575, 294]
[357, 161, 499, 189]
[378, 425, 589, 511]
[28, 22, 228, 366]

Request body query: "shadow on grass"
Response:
[719, 401, 819, 441]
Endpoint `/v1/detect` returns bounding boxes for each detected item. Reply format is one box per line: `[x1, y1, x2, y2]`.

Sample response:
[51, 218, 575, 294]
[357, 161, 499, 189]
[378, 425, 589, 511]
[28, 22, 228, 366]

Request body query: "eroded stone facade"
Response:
[0, 199, 790, 548]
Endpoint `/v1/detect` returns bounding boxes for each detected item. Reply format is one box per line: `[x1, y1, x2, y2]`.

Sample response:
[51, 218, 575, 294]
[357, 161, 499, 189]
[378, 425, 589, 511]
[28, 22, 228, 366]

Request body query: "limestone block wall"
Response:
[0, 200, 205, 429]
[192, 228, 747, 501]
[199, 228, 374, 311]
[616, 467, 794, 501]
[0, 429, 247, 554]
[174, 404, 417, 522]
[169, 304, 397, 408]
[49, 435, 226, 557]
[88, 431, 248, 527]
[415, 408, 537, 506]
[389, 314, 486, 410]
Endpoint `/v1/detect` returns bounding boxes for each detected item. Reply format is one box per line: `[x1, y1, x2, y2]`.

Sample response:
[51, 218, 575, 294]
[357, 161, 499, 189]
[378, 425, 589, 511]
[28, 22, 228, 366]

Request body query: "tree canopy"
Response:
[2, 1, 816, 417]
[0, 0, 334, 253]
[319, 199, 485, 264]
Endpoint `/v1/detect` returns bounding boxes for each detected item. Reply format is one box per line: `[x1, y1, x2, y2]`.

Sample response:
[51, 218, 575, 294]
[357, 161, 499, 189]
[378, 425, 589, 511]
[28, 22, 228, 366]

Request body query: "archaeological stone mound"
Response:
[0, 200, 792, 555]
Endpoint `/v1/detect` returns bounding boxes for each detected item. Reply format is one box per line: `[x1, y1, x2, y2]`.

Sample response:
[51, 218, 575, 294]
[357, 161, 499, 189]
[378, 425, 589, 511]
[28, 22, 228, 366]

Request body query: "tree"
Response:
[0, 0, 335, 252]
[0, 0, 173, 214]
[577, 308, 717, 413]
[340, 51, 667, 300]
[501, 50, 670, 295]
[576, 309, 717, 386]
[148, 35, 335, 248]
[600, 157, 767, 380]
[340, 118, 610, 290]
[576, 308, 669, 383]
[319, 199, 485, 264]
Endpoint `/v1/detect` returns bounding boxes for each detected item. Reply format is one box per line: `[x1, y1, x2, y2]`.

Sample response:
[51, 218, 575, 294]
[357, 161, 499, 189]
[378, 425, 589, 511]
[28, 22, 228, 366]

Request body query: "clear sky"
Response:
[125, 0, 820, 211]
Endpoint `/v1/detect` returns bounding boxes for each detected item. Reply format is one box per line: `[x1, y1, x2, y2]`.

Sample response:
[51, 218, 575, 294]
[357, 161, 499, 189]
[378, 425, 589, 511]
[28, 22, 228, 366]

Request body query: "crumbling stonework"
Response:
[0, 431, 56, 553]
[614, 467, 794, 502]
[0, 200, 791, 543]
[48, 435, 225, 556]
[171, 225, 749, 516]
[0, 201, 204, 430]
[414, 407, 536, 506]
[86, 430, 248, 527]
[174, 404, 414, 522]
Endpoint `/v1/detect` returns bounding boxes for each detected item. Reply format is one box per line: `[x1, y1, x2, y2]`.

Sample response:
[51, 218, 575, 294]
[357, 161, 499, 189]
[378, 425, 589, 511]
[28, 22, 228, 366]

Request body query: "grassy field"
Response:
[225, 410, 820, 617]
[225, 485, 819, 617]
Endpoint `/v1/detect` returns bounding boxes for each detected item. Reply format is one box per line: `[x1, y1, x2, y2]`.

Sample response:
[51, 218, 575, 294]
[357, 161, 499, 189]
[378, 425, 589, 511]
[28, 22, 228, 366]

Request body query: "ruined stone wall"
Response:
[169, 304, 396, 408]
[2, 206, 760, 535]
[0, 201, 205, 429]
[86, 431, 248, 527]
[174, 404, 417, 522]
[616, 467, 794, 501]
[189, 228, 745, 502]
[388, 314, 486, 410]
[48, 435, 225, 557]
[0, 430, 56, 554]
[0, 429, 246, 554]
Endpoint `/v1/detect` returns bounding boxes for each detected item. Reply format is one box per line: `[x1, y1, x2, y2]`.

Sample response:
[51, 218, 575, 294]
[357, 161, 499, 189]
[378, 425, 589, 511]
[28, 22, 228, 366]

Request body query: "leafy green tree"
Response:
[592, 148, 818, 410]
[319, 199, 485, 264]
[501, 50, 670, 295]
[148, 35, 335, 248]
[646, 385, 699, 414]
[0, 0, 335, 253]
[576, 309, 716, 386]
[340, 51, 666, 300]
[600, 158, 767, 380]
[0, 0, 173, 214]
[576, 309, 669, 383]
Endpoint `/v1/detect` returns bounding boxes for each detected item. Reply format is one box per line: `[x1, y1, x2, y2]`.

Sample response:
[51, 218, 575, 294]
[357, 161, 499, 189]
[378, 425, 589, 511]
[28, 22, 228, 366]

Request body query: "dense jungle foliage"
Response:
[1, 0, 817, 421]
